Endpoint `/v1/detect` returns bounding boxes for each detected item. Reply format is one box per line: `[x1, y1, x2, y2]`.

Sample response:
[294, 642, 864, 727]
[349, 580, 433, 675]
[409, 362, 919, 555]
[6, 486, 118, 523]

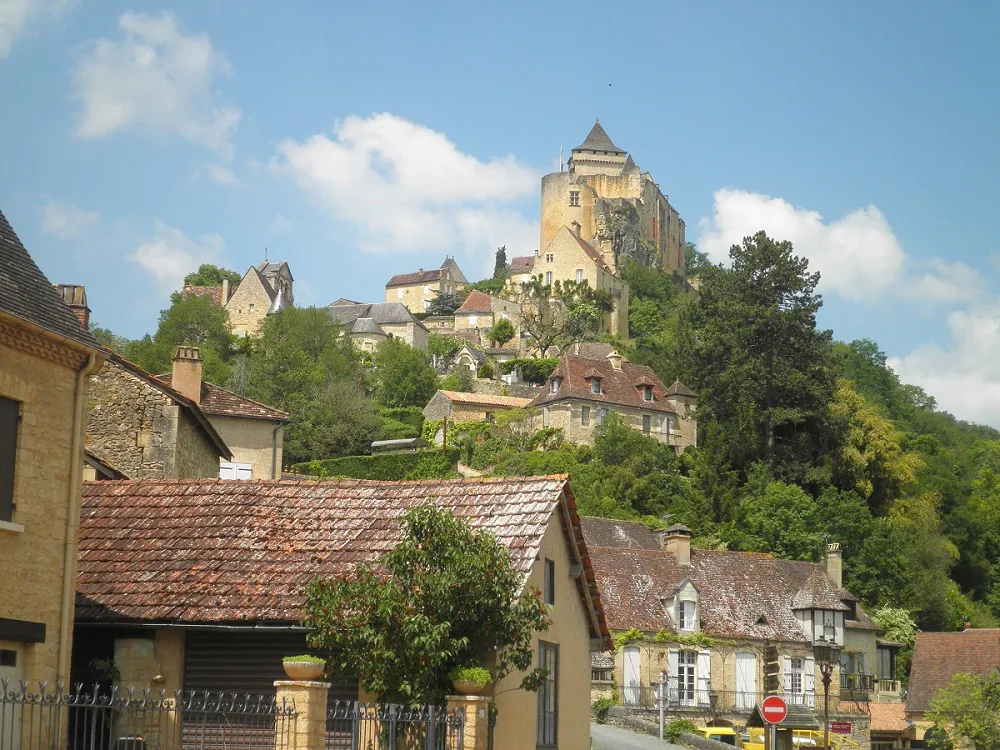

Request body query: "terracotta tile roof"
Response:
[159, 375, 290, 422]
[457, 291, 493, 313]
[869, 702, 910, 734]
[528, 355, 680, 414]
[665, 380, 697, 398]
[182, 285, 224, 305]
[386, 268, 444, 288]
[76, 476, 611, 646]
[104, 353, 232, 460]
[583, 517, 861, 642]
[509, 256, 535, 273]
[0, 209, 101, 350]
[437, 391, 532, 409]
[907, 629, 1000, 712]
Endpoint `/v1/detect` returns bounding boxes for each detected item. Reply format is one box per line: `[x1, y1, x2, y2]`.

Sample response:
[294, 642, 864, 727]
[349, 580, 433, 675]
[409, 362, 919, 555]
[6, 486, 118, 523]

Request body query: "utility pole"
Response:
[658, 671, 666, 741]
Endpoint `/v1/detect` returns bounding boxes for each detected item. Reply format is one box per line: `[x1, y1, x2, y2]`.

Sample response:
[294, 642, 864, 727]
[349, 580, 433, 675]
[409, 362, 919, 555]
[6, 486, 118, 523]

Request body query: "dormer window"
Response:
[678, 600, 695, 631]
[643, 385, 653, 402]
[551, 377, 561, 394]
[591, 379, 601, 395]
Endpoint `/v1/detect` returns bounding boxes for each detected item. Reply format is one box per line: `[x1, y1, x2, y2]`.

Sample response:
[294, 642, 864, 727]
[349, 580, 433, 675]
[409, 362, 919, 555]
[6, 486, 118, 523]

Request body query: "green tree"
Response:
[372, 338, 439, 407]
[427, 291, 464, 316]
[492, 245, 509, 280]
[87, 322, 127, 353]
[305, 504, 551, 704]
[871, 607, 917, 647]
[518, 277, 612, 356]
[684, 231, 835, 483]
[683, 242, 712, 277]
[428, 333, 462, 361]
[734, 478, 826, 561]
[487, 317, 515, 347]
[926, 673, 1000, 750]
[183, 263, 242, 287]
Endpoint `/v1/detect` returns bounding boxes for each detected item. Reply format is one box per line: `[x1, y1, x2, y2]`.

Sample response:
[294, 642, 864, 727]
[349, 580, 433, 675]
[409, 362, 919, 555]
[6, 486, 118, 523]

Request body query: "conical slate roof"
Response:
[574, 120, 625, 154]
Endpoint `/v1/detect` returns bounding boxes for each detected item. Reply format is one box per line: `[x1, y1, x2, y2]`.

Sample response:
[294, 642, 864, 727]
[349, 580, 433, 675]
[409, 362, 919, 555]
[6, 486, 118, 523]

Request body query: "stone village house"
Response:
[159, 348, 290, 480]
[86, 348, 232, 479]
[0, 210, 106, 689]
[385, 257, 468, 314]
[582, 519, 906, 748]
[328, 300, 429, 352]
[184, 259, 294, 337]
[74, 476, 610, 750]
[422, 390, 532, 425]
[528, 351, 697, 451]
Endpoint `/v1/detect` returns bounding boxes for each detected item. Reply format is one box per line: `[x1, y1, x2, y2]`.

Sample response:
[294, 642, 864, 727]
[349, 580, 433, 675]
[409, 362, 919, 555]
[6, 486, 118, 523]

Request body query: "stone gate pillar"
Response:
[446, 695, 489, 750]
[275, 680, 329, 750]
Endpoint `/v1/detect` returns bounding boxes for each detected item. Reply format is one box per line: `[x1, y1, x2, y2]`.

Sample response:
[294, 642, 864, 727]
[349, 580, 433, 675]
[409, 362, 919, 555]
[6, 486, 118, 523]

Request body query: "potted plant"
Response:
[449, 666, 492, 696]
[282, 655, 326, 680]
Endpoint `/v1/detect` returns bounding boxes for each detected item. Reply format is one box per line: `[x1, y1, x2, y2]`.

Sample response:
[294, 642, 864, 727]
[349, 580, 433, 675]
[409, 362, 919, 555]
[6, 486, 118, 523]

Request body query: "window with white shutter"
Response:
[804, 656, 816, 708]
[697, 650, 711, 705]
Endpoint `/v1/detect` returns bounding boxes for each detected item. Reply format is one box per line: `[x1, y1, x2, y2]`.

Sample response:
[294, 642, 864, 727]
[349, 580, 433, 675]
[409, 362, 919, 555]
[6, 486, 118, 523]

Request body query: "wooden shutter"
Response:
[697, 650, 711, 704]
[0, 396, 19, 522]
[782, 655, 792, 692]
[805, 656, 816, 708]
[667, 649, 679, 700]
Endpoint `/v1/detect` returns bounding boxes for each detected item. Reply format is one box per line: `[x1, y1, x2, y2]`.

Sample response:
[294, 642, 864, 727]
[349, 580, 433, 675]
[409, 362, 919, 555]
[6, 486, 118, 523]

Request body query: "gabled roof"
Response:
[509, 256, 535, 273]
[182, 285, 224, 305]
[869, 702, 910, 734]
[386, 268, 444, 288]
[528, 354, 677, 414]
[907, 629, 1000, 712]
[582, 517, 865, 642]
[435, 391, 532, 409]
[328, 301, 426, 331]
[349, 317, 386, 336]
[103, 353, 232, 460]
[457, 291, 493, 313]
[76, 475, 611, 647]
[574, 121, 625, 154]
[257, 259, 293, 281]
[0, 209, 101, 350]
[547, 226, 616, 275]
[85, 450, 129, 480]
[665, 380, 697, 398]
[159, 375, 290, 423]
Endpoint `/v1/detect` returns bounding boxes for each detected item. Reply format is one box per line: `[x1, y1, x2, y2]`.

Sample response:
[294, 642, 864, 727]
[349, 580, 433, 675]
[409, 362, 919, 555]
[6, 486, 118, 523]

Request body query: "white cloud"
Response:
[903, 258, 986, 304]
[129, 220, 224, 293]
[890, 305, 1000, 427]
[273, 112, 539, 255]
[73, 12, 241, 154]
[271, 213, 293, 233]
[0, 0, 76, 58]
[40, 200, 101, 239]
[199, 162, 241, 187]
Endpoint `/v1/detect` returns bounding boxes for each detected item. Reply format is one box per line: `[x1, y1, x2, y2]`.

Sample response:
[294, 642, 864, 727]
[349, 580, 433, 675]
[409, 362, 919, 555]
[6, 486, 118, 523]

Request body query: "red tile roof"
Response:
[583, 517, 864, 642]
[76, 476, 610, 646]
[437, 391, 532, 409]
[457, 291, 493, 313]
[386, 268, 444, 288]
[159, 375, 289, 422]
[182, 285, 224, 305]
[509, 256, 535, 273]
[907, 629, 1000, 712]
[869, 702, 910, 734]
[528, 354, 686, 414]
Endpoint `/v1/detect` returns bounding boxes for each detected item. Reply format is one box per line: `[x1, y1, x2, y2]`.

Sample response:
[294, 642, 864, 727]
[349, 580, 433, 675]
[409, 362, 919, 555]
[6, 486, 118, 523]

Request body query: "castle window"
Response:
[569, 191, 580, 207]
[576, 269, 583, 283]
[545, 253, 554, 263]
[652, 217, 658, 240]
[545, 272, 553, 285]
[249, 303, 254, 312]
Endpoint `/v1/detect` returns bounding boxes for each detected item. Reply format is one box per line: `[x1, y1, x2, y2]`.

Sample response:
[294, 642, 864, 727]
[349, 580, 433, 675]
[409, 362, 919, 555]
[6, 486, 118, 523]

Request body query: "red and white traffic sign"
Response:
[761, 695, 788, 725]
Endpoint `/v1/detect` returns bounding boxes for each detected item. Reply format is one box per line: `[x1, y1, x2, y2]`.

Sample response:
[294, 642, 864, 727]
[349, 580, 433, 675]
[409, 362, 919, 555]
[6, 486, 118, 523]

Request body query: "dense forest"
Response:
[93, 234, 1000, 639]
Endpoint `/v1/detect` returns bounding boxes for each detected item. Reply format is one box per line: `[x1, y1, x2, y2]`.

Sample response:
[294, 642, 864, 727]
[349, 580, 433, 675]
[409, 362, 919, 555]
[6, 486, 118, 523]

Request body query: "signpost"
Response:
[761, 695, 788, 725]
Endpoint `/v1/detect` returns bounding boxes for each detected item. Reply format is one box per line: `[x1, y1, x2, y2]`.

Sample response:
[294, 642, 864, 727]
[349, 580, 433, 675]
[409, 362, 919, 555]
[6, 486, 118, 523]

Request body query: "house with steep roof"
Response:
[159, 349, 289, 480]
[0, 209, 106, 689]
[385, 257, 468, 314]
[507, 255, 536, 288]
[453, 290, 522, 342]
[86, 348, 232, 479]
[582, 518, 886, 744]
[527, 351, 697, 451]
[905, 628, 1000, 744]
[328, 300, 429, 351]
[75, 475, 610, 750]
[423, 390, 532, 425]
[183, 258, 294, 337]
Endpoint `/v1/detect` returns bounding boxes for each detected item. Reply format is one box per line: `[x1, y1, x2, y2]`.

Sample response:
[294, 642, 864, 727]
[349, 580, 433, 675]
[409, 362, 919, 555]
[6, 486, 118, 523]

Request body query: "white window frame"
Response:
[550, 378, 560, 394]
[220, 461, 252, 480]
[569, 191, 580, 207]
[468, 315, 478, 327]
[545, 254, 554, 263]
[677, 650, 697, 706]
[545, 271, 553, 285]
[678, 600, 696, 631]
[790, 658, 804, 695]
[576, 269, 583, 283]
[542, 407, 550, 428]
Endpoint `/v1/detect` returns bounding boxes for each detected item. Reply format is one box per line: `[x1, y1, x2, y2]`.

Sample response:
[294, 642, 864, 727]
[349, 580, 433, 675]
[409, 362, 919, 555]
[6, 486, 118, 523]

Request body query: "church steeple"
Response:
[573, 120, 625, 154]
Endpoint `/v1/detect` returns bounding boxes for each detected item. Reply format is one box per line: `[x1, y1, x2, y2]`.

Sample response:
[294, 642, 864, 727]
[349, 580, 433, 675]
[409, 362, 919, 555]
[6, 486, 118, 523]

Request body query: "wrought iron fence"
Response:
[325, 701, 462, 750]
[0, 681, 296, 750]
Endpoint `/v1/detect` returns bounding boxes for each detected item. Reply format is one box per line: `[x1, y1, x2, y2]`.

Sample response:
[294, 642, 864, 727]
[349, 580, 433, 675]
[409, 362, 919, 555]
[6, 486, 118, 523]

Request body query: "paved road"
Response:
[591, 724, 687, 750]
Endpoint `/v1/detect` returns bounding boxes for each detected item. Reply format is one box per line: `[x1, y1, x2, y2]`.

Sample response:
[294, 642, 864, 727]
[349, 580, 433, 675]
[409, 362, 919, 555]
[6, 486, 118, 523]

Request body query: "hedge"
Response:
[377, 406, 424, 437]
[295, 448, 460, 481]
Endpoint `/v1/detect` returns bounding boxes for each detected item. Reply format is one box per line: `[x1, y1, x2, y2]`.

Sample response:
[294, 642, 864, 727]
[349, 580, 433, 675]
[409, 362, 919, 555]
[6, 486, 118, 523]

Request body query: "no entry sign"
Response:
[761, 695, 788, 724]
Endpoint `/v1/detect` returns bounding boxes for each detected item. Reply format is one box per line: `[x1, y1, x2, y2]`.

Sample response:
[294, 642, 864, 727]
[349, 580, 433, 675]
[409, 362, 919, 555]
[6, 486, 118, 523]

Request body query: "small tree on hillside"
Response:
[492, 245, 509, 280]
[487, 317, 515, 348]
[305, 504, 552, 705]
[427, 291, 464, 316]
[183, 264, 242, 287]
[372, 338, 439, 408]
[518, 277, 611, 356]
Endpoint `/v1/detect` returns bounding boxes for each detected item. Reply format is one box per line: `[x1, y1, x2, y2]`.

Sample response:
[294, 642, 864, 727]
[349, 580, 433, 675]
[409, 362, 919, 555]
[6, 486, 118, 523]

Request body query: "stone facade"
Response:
[227, 268, 277, 337]
[0, 322, 102, 687]
[210, 415, 284, 480]
[538, 399, 694, 449]
[385, 257, 468, 314]
[86, 357, 228, 478]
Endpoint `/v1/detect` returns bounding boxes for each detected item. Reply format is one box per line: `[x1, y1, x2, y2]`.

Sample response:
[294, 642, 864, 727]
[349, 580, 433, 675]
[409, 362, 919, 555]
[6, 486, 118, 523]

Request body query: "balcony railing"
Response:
[840, 673, 875, 693]
[616, 687, 820, 714]
[875, 678, 901, 695]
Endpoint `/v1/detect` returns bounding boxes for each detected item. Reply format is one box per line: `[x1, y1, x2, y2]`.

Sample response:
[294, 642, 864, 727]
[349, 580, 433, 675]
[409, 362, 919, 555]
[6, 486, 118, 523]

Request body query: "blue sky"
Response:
[3, 0, 1000, 423]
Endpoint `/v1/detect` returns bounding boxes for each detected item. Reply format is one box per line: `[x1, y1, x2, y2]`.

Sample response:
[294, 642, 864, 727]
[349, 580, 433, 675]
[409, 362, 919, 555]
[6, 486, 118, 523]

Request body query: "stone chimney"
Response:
[826, 542, 843, 589]
[658, 524, 691, 567]
[171, 346, 203, 404]
[570, 220, 582, 238]
[221, 278, 231, 305]
[606, 350, 623, 371]
[54, 284, 89, 330]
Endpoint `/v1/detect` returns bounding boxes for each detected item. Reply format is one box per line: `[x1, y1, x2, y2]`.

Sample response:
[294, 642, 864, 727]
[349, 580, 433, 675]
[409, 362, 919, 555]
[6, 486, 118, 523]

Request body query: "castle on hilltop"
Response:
[540, 120, 686, 275]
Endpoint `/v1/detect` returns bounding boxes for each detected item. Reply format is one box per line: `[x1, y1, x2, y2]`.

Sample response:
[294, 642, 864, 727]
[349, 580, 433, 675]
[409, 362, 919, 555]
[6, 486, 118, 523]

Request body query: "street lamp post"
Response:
[813, 644, 841, 750]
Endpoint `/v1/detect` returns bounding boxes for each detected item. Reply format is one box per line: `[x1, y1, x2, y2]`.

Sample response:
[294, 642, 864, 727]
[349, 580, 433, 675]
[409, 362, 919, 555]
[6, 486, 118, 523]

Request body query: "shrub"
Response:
[478, 362, 495, 379]
[297, 448, 460, 481]
[449, 666, 492, 687]
[592, 696, 615, 724]
[664, 719, 699, 743]
[283, 654, 325, 664]
[441, 369, 473, 392]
